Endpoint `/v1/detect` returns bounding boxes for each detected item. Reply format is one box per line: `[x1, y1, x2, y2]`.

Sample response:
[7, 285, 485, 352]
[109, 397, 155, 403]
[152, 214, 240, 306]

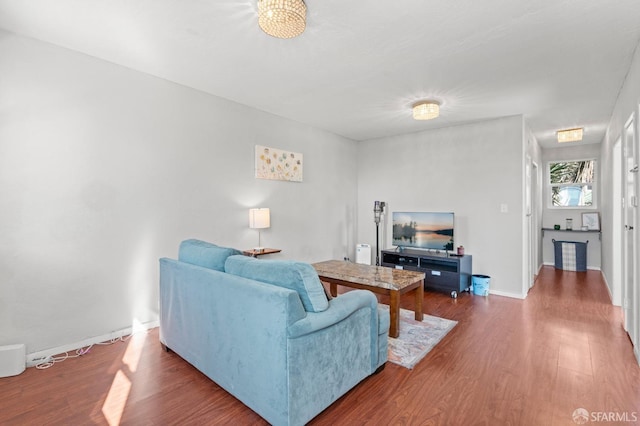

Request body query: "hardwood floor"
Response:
[2, 266, 639, 425]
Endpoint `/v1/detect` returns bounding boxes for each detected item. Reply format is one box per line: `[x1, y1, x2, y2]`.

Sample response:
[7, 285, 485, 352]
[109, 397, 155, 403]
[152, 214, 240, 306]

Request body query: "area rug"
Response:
[379, 305, 457, 369]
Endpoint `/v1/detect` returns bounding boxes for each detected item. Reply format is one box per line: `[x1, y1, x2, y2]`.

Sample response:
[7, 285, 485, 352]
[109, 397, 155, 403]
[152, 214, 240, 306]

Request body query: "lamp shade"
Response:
[249, 208, 270, 229]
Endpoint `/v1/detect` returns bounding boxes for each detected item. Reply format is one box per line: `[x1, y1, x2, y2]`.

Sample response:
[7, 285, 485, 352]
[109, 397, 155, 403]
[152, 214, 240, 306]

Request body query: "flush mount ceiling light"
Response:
[258, 0, 307, 39]
[412, 100, 440, 120]
[557, 127, 583, 143]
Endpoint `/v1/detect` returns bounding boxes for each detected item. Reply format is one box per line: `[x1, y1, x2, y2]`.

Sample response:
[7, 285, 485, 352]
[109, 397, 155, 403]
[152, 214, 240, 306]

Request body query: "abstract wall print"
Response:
[255, 145, 303, 182]
[581, 212, 600, 230]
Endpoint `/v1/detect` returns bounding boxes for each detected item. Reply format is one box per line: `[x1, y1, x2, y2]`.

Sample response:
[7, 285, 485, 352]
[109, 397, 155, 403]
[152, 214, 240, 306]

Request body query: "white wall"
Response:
[356, 116, 526, 298]
[0, 32, 358, 354]
[600, 38, 640, 305]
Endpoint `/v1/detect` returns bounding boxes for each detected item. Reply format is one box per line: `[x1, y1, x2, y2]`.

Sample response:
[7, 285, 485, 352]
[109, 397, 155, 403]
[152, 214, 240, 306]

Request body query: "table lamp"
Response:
[249, 208, 270, 253]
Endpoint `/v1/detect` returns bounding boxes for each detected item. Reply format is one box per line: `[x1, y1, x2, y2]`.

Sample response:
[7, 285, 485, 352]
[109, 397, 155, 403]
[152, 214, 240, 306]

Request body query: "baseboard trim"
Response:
[600, 271, 615, 305]
[26, 320, 159, 368]
[488, 289, 526, 300]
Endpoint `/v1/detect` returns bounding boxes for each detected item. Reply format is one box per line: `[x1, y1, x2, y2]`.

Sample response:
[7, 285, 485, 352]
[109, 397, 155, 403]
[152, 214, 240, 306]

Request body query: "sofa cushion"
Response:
[225, 255, 329, 313]
[178, 239, 241, 271]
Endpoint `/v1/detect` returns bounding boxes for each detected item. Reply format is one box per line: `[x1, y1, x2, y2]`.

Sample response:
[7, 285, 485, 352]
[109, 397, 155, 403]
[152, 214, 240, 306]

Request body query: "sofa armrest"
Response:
[287, 289, 388, 372]
[287, 290, 378, 338]
[285, 289, 388, 422]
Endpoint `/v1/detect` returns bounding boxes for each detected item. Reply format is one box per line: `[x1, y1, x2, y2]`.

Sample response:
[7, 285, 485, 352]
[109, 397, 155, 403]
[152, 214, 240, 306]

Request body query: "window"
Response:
[548, 159, 595, 207]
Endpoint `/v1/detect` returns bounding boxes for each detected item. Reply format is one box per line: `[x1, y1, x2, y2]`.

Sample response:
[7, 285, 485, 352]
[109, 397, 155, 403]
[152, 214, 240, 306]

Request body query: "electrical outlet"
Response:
[500, 204, 508, 213]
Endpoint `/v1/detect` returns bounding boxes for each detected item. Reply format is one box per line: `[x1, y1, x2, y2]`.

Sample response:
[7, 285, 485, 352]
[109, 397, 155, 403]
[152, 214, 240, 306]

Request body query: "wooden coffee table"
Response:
[312, 260, 425, 338]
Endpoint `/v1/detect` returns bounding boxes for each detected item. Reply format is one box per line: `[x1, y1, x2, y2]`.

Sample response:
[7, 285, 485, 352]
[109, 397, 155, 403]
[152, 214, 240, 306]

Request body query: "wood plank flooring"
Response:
[2, 266, 640, 425]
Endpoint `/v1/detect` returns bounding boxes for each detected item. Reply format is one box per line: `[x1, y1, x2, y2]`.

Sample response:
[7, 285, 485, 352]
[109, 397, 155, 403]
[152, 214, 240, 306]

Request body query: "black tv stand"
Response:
[381, 248, 472, 298]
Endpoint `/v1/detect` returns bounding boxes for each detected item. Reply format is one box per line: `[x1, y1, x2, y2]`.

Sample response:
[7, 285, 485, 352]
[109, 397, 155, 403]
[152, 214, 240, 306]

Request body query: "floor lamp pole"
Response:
[374, 201, 385, 266]
[375, 222, 380, 266]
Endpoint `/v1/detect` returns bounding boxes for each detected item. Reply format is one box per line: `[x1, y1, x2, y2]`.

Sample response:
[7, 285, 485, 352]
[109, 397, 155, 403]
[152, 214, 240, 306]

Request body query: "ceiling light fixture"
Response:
[258, 0, 307, 39]
[557, 127, 583, 143]
[412, 100, 440, 120]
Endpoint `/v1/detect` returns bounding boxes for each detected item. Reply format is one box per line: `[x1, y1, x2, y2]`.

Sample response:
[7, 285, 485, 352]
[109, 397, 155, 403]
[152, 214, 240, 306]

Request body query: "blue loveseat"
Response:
[159, 239, 389, 426]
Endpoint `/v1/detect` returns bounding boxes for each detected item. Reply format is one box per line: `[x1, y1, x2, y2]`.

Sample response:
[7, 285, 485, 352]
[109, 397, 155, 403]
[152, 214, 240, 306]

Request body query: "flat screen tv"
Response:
[392, 212, 454, 251]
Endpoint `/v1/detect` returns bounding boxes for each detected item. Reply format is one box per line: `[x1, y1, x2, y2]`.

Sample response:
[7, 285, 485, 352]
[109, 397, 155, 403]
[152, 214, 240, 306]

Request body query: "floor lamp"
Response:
[374, 201, 386, 266]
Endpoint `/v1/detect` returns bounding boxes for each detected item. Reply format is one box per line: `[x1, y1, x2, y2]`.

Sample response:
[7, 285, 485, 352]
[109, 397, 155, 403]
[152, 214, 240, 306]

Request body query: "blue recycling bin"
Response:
[472, 275, 490, 296]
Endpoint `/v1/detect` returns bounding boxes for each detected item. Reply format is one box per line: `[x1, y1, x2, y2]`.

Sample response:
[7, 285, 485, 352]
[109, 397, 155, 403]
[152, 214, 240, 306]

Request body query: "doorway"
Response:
[613, 138, 622, 306]
[528, 161, 540, 289]
[623, 114, 638, 355]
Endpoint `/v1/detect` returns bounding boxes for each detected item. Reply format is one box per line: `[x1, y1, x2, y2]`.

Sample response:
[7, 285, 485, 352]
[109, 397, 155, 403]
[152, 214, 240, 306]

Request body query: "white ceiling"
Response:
[1, 0, 639, 147]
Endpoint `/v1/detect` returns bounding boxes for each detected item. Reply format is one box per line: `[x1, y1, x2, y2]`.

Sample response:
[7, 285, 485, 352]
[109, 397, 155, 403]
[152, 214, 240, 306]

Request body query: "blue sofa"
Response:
[159, 239, 389, 426]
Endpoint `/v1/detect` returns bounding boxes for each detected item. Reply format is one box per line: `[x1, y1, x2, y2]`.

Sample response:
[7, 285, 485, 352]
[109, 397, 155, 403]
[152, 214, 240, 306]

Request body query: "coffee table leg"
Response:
[414, 280, 424, 321]
[329, 282, 338, 298]
[389, 291, 400, 338]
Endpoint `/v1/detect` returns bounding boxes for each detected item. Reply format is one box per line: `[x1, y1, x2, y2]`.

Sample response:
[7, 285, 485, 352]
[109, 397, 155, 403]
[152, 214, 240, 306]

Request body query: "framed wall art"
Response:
[581, 212, 600, 230]
[255, 145, 303, 182]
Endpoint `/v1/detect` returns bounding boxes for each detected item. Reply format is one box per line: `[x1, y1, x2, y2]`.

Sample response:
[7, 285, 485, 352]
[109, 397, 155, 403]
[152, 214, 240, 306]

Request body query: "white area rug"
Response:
[379, 305, 457, 369]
